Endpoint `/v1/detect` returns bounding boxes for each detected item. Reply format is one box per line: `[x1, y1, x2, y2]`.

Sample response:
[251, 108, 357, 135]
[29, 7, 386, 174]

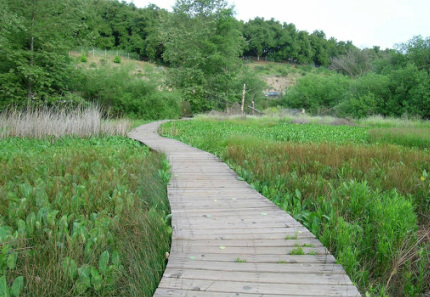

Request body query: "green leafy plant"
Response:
[80, 53, 88, 63]
[0, 136, 171, 296]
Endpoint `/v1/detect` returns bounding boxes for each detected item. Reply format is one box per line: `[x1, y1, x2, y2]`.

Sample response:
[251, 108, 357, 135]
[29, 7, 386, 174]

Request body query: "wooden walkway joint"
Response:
[129, 121, 361, 297]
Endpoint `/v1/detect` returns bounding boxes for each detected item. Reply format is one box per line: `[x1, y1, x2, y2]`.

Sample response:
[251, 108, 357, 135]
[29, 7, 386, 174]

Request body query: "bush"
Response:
[335, 93, 378, 119]
[282, 73, 351, 114]
[77, 66, 181, 119]
[113, 55, 121, 64]
[284, 59, 430, 119]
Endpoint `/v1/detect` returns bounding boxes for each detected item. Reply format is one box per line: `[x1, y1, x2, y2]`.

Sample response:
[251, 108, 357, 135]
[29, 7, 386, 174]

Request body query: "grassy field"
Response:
[161, 116, 430, 297]
[0, 109, 171, 296]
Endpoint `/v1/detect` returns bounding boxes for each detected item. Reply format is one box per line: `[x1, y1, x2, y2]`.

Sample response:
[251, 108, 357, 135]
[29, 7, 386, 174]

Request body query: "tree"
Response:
[1, 0, 78, 108]
[278, 23, 300, 62]
[296, 31, 313, 64]
[162, 0, 245, 111]
[397, 35, 430, 72]
[310, 30, 329, 67]
[330, 49, 373, 77]
[136, 5, 169, 61]
[0, 0, 27, 108]
[242, 17, 277, 61]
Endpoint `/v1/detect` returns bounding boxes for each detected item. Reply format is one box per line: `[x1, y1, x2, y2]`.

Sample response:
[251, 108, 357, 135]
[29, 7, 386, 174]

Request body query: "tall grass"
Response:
[358, 115, 430, 128]
[369, 128, 430, 149]
[0, 106, 130, 139]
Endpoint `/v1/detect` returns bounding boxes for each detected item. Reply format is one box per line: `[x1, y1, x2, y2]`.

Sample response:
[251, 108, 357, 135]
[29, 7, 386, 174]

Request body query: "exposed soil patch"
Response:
[264, 75, 297, 93]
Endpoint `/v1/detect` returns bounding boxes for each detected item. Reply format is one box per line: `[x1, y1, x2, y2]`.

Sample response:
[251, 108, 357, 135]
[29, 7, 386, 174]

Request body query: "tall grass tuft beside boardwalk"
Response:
[0, 106, 130, 139]
[161, 117, 430, 297]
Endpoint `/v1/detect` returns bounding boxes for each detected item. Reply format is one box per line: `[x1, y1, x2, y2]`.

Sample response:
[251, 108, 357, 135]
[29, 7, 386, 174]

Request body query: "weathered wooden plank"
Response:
[157, 278, 360, 296]
[173, 232, 315, 241]
[154, 288, 354, 297]
[162, 268, 352, 285]
[170, 244, 328, 256]
[128, 121, 361, 297]
[172, 220, 305, 229]
[165, 260, 345, 274]
[168, 253, 337, 264]
[172, 223, 304, 231]
[174, 227, 310, 236]
[171, 209, 292, 217]
[172, 238, 324, 247]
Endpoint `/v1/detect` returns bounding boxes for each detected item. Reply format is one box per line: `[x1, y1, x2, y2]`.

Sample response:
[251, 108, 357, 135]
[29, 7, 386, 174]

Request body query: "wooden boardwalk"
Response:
[129, 121, 361, 297]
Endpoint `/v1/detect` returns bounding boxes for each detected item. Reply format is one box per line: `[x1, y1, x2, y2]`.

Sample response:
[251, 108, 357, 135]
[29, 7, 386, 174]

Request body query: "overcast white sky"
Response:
[126, 0, 430, 49]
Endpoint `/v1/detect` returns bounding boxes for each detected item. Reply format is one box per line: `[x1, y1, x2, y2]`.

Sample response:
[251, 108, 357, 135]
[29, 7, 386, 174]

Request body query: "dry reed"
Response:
[0, 106, 130, 139]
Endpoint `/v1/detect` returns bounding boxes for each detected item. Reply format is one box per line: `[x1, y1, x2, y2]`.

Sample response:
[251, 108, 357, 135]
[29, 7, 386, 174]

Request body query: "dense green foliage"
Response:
[160, 118, 370, 144]
[280, 36, 430, 119]
[0, 0, 182, 118]
[162, 0, 247, 111]
[1, 0, 429, 117]
[242, 19, 355, 66]
[161, 118, 430, 297]
[74, 65, 181, 119]
[0, 137, 171, 296]
[0, 0, 76, 109]
[0, 0, 360, 116]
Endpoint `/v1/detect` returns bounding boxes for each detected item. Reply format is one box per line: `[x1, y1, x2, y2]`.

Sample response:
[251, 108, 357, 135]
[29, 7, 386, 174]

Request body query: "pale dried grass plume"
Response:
[0, 106, 130, 139]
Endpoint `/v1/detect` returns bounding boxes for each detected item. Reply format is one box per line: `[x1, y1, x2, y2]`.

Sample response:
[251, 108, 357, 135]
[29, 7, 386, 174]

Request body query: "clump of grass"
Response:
[289, 246, 305, 255]
[0, 106, 130, 139]
[285, 231, 299, 240]
[0, 137, 171, 296]
[235, 258, 247, 263]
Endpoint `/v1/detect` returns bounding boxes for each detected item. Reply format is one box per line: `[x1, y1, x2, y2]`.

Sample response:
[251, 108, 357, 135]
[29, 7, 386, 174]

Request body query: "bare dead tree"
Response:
[330, 49, 373, 77]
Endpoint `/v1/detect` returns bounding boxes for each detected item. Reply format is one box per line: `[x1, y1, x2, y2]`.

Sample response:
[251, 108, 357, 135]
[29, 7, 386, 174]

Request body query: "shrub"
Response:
[76, 65, 181, 119]
[335, 93, 378, 119]
[113, 55, 121, 64]
[282, 73, 351, 114]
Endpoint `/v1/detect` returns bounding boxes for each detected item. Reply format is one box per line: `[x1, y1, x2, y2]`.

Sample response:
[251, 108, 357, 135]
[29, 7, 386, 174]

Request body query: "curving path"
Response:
[129, 121, 361, 297]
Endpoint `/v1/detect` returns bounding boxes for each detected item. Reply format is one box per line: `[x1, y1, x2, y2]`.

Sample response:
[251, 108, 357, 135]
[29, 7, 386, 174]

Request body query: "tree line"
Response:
[29, 0, 355, 66]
